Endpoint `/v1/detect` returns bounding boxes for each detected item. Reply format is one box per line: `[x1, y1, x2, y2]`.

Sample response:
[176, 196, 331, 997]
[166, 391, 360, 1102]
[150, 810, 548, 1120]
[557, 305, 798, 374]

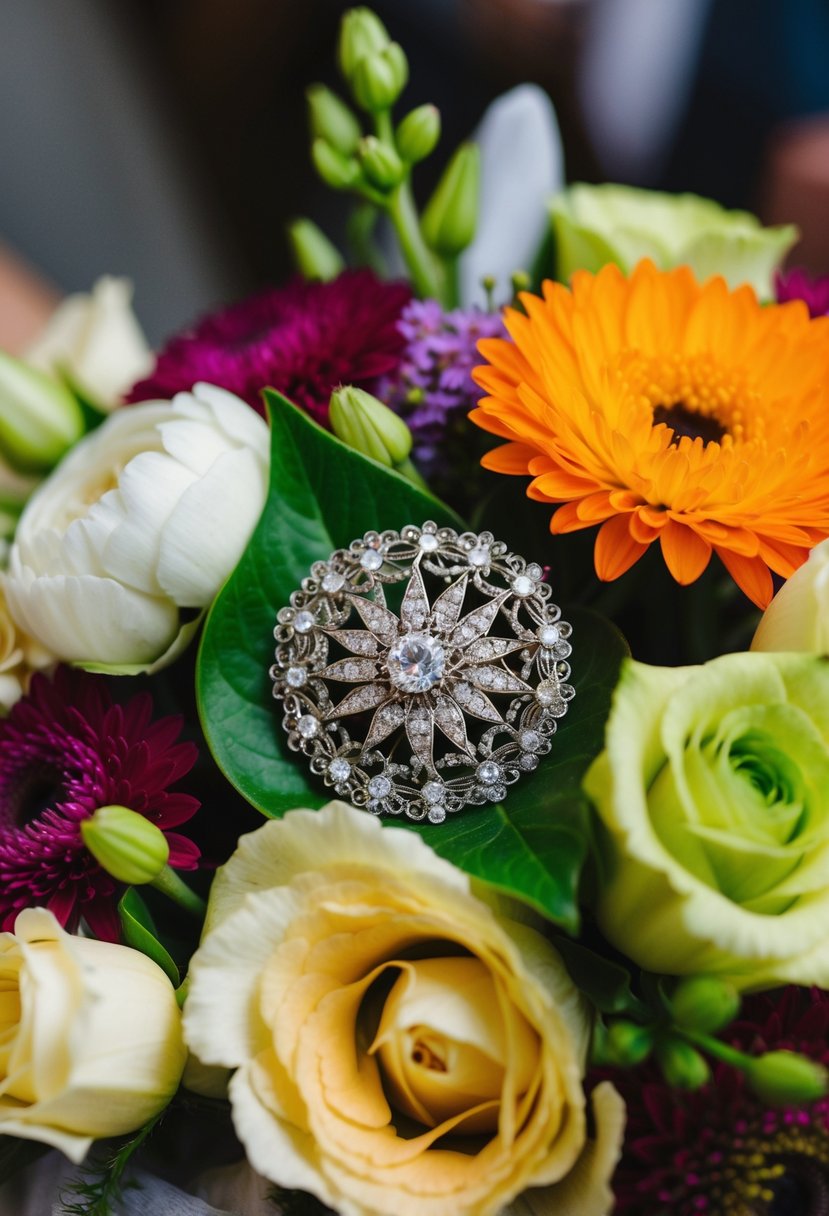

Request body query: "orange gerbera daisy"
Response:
[471, 259, 829, 607]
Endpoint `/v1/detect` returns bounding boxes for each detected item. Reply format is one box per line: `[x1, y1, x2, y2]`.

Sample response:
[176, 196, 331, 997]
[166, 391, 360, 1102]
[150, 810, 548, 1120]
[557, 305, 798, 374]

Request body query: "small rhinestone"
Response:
[512, 575, 535, 596]
[418, 533, 439, 552]
[539, 624, 560, 647]
[427, 804, 447, 824]
[368, 775, 392, 798]
[328, 758, 351, 781]
[294, 610, 315, 633]
[468, 546, 490, 567]
[297, 715, 319, 739]
[322, 571, 346, 592]
[286, 666, 307, 688]
[536, 681, 559, 707]
[423, 780, 444, 804]
[367, 799, 384, 815]
[477, 760, 501, 785]
[519, 753, 539, 771]
[360, 549, 384, 571]
[520, 729, 542, 751]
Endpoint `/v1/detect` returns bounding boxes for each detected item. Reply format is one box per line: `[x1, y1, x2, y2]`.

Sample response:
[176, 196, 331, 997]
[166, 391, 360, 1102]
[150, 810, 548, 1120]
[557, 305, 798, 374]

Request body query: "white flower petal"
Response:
[460, 85, 563, 308]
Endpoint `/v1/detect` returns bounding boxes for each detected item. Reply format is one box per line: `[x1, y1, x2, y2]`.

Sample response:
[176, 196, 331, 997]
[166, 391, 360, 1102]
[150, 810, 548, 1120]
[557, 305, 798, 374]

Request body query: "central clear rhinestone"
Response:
[387, 632, 445, 693]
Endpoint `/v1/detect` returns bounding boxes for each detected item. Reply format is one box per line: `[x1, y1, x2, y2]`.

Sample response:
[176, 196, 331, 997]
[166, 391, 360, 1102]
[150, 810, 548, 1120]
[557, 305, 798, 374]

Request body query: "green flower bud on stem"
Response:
[287, 219, 345, 281]
[744, 1051, 828, 1107]
[311, 139, 361, 191]
[0, 351, 84, 473]
[81, 805, 169, 885]
[338, 8, 390, 80]
[670, 975, 741, 1034]
[396, 105, 441, 164]
[306, 84, 362, 156]
[330, 385, 412, 466]
[656, 1038, 711, 1090]
[351, 44, 408, 113]
[422, 143, 480, 257]
[359, 136, 405, 191]
[605, 1019, 654, 1067]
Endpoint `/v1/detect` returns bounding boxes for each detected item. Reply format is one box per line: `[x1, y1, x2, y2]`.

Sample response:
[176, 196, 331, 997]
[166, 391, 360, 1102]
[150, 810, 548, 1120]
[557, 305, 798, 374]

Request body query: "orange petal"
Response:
[529, 469, 601, 499]
[660, 521, 712, 585]
[629, 512, 662, 544]
[551, 501, 594, 534]
[480, 442, 539, 475]
[594, 515, 650, 581]
[715, 548, 774, 608]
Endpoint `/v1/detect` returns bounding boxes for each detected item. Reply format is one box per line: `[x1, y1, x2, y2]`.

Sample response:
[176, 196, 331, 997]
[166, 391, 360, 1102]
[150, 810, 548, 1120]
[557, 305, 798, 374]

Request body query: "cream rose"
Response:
[5, 382, 268, 668]
[752, 538, 829, 653]
[0, 907, 186, 1160]
[0, 583, 53, 712]
[25, 276, 152, 410]
[585, 652, 829, 988]
[183, 802, 624, 1216]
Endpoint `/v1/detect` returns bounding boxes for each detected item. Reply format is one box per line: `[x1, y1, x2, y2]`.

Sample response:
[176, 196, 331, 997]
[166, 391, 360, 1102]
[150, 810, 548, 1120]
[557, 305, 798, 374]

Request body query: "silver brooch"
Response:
[269, 522, 574, 823]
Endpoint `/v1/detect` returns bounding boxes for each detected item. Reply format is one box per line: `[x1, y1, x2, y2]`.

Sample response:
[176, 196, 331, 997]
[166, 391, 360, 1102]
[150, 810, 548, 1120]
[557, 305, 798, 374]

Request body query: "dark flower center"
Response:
[653, 402, 728, 446]
[10, 764, 66, 827]
[766, 1155, 829, 1216]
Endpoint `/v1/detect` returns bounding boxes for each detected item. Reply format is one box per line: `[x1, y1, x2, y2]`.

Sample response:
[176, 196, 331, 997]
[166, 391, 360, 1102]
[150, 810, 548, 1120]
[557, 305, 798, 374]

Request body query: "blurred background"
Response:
[2, 0, 829, 347]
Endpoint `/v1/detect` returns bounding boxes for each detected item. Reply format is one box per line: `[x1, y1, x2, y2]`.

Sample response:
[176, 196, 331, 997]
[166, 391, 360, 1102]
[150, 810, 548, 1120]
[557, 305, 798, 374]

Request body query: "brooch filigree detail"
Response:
[269, 522, 574, 822]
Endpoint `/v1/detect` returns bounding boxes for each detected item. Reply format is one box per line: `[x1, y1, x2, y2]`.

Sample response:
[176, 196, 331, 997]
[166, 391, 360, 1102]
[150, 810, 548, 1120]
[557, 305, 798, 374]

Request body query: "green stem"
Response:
[175, 975, 190, 1009]
[442, 255, 460, 308]
[151, 865, 207, 918]
[682, 1027, 752, 1070]
[387, 181, 444, 301]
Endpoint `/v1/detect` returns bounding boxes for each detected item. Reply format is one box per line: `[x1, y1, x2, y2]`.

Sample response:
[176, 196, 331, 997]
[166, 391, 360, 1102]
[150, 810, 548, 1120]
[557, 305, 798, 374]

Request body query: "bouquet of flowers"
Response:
[3, 9, 829, 1214]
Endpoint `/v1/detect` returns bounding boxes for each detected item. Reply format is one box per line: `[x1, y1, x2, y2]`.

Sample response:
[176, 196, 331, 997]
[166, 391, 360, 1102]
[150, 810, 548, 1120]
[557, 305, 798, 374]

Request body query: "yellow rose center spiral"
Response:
[369, 955, 540, 1135]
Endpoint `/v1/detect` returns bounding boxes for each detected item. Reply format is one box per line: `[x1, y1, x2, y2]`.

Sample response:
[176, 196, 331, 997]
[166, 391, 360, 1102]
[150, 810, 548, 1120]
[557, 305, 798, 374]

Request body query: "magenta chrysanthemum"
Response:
[384, 299, 506, 479]
[127, 270, 412, 425]
[608, 988, 829, 1215]
[775, 267, 829, 318]
[0, 669, 200, 941]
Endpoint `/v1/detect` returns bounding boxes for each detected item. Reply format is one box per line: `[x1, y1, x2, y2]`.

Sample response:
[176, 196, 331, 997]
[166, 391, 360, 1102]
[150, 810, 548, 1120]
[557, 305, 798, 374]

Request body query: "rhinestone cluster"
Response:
[270, 522, 574, 822]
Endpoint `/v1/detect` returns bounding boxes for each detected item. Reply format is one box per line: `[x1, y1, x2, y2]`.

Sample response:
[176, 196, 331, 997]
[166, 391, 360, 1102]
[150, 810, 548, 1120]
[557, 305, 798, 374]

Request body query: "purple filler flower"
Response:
[776, 267, 829, 317]
[0, 669, 200, 940]
[607, 987, 829, 1215]
[384, 299, 506, 478]
[128, 270, 412, 425]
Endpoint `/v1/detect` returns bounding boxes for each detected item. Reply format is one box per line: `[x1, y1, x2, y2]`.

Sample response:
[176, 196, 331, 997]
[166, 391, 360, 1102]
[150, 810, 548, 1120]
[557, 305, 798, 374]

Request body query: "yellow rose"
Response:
[183, 802, 624, 1216]
[0, 908, 186, 1160]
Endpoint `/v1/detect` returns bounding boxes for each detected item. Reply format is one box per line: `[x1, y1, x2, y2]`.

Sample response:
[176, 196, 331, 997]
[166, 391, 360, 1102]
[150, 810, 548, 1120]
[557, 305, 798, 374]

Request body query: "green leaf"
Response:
[404, 608, 628, 932]
[196, 391, 462, 815]
[118, 888, 180, 986]
[552, 937, 649, 1018]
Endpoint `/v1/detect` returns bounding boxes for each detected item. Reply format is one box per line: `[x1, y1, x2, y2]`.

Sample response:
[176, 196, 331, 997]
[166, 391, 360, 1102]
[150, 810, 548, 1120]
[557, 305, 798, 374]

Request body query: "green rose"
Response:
[584, 652, 829, 988]
[550, 183, 797, 298]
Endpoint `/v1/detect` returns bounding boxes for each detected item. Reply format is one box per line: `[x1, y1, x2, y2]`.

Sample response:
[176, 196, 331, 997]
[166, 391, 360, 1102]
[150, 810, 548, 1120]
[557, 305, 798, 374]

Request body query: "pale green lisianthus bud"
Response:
[422, 143, 480, 257]
[358, 135, 405, 190]
[550, 183, 797, 298]
[0, 351, 84, 473]
[396, 105, 441, 163]
[603, 1020, 653, 1067]
[311, 139, 361, 191]
[584, 652, 829, 988]
[287, 218, 345, 281]
[745, 1051, 828, 1106]
[81, 805, 170, 885]
[306, 84, 362, 155]
[351, 43, 408, 113]
[656, 1039, 710, 1090]
[329, 386, 412, 467]
[670, 976, 740, 1034]
[337, 8, 390, 80]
